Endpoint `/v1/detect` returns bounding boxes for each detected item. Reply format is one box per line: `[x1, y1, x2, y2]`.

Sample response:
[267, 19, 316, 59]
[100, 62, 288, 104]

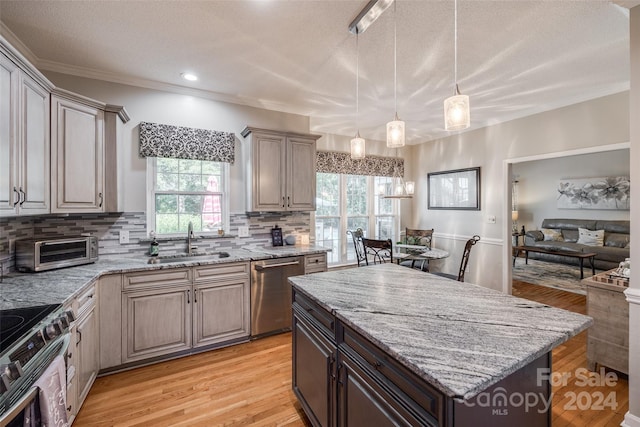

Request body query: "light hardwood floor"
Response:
[74, 281, 628, 427]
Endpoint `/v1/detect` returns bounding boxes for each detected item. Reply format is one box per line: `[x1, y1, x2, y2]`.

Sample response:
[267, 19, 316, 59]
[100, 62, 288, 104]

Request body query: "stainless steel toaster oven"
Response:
[15, 236, 99, 272]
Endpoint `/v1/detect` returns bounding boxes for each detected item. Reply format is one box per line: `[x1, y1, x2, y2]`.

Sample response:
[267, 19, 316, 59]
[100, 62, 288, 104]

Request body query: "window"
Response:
[147, 158, 229, 235]
[315, 172, 400, 265]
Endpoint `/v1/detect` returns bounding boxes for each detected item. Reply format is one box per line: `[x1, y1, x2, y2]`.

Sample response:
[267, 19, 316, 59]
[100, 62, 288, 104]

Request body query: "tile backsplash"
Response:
[0, 211, 311, 273]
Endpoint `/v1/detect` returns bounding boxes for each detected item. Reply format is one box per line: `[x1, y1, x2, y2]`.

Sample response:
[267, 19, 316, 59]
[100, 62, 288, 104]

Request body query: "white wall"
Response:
[407, 91, 629, 291]
[44, 71, 311, 213]
[513, 149, 630, 232]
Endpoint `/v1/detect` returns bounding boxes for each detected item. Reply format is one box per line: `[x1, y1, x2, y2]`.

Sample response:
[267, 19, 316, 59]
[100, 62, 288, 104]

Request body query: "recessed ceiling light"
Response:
[181, 73, 198, 81]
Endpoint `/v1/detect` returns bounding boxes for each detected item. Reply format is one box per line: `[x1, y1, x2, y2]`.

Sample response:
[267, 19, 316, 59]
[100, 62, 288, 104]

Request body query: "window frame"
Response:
[146, 157, 230, 237]
[314, 172, 400, 267]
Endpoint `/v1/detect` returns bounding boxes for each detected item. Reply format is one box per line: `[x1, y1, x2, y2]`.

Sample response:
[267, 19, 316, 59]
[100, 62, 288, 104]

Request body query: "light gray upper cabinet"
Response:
[50, 89, 129, 213]
[242, 127, 320, 212]
[0, 48, 51, 217]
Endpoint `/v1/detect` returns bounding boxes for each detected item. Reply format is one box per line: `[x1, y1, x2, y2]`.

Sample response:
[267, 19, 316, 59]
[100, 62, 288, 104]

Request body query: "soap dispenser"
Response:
[149, 231, 159, 256]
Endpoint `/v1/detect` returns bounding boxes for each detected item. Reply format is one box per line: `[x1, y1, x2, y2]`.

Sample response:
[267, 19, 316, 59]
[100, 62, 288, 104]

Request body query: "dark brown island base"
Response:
[289, 264, 592, 427]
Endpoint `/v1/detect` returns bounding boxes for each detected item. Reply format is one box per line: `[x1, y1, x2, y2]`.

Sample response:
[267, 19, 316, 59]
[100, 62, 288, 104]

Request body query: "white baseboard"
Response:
[622, 412, 640, 427]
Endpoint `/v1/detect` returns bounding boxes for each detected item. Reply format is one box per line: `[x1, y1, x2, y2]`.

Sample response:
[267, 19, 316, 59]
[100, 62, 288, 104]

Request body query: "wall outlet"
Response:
[238, 226, 249, 237]
[119, 230, 130, 244]
[301, 234, 310, 245]
[9, 239, 16, 254]
[487, 215, 496, 224]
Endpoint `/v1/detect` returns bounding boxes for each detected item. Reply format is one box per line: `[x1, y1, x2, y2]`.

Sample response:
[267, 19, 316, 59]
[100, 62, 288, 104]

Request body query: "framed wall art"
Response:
[557, 176, 630, 210]
[428, 167, 481, 210]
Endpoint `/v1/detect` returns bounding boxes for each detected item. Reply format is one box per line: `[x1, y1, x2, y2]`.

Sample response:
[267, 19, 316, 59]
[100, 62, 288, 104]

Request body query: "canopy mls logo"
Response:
[463, 367, 619, 416]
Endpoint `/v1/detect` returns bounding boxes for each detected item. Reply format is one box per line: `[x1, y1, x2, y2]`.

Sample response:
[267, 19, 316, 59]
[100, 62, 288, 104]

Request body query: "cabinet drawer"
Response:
[305, 253, 327, 274]
[339, 323, 444, 425]
[293, 289, 334, 339]
[76, 283, 97, 316]
[124, 268, 191, 290]
[193, 262, 250, 283]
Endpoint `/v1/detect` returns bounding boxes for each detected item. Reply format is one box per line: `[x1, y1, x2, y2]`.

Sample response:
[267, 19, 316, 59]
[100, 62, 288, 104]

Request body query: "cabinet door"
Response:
[292, 310, 336, 427]
[0, 53, 19, 216]
[337, 353, 422, 427]
[193, 278, 250, 347]
[123, 286, 192, 362]
[252, 133, 286, 211]
[19, 74, 50, 214]
[51, 96, 105, 213]
[286, 137, 316, 211]
[76, 305, 99, 407]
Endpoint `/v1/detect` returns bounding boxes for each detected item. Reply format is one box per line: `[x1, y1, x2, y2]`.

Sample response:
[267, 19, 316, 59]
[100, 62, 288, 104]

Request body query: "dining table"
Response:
[395, 244, 449, 270]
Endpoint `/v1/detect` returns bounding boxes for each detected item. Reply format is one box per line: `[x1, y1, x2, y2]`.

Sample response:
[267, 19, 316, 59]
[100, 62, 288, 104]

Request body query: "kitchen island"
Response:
[289, 263, 592, 427]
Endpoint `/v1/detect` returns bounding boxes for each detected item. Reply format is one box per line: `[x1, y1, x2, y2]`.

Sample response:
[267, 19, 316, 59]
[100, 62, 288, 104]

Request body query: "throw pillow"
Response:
[577, 228, 604, 246]
[541, 228, 563, 242]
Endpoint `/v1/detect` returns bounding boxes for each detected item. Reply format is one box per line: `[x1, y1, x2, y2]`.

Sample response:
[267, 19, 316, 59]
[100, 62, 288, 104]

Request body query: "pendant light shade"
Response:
[386, 114, 405, 148]
[350, 133, 366, 159]
[444, 0, 470, 131]
[444, 86, 470, 131]
[386, 0, 405, 148]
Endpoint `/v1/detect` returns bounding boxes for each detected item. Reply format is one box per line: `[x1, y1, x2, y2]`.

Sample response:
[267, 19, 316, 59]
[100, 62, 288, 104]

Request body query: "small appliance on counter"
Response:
[271, 225, 283, 246]
[15, 236, 98, 272]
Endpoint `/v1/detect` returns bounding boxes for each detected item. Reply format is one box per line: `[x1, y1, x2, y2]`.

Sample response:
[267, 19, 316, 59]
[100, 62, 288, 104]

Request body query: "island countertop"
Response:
[288, 263, 592, 400]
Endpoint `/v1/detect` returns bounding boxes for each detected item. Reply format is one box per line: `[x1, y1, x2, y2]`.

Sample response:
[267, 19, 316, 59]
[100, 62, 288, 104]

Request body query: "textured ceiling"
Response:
[0, 1, 631, 144]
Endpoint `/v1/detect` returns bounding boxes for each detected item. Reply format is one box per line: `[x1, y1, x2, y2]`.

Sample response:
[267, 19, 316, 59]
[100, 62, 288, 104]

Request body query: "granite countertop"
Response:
[288, 263, 592, 400]
[0, 245, 330, 310]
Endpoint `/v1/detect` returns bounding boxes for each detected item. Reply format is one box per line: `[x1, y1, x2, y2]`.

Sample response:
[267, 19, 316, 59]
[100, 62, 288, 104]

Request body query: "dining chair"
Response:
[433, 235, 480, 282]
[405, 228, 434, 248]
[347, 228, 367, 267]
[400, 228, 434, 271]
[361, 237, 394, 265]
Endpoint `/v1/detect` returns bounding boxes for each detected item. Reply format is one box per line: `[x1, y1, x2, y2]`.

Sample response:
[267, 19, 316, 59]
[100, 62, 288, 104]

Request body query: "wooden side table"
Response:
[582, 270, 629, 374]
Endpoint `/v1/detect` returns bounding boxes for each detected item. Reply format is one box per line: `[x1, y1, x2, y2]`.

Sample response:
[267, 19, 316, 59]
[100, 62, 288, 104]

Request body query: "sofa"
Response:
[523, 218, 630, 270]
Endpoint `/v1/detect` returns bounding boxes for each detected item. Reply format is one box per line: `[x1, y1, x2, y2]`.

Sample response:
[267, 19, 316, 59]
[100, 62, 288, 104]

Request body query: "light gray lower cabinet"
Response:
[67, 283, 99, 423]
[103, 262, 250, 366]
[123, 285, 193, 362]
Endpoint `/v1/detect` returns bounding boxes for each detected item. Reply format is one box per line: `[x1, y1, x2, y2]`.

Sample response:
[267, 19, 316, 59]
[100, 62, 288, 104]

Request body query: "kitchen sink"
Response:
[147, 252, 230, 264]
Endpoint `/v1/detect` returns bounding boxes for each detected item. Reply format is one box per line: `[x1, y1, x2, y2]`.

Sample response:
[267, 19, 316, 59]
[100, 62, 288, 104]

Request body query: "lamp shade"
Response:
[405, 181, 415, 195]
[444, 93, 470, 131]
[511, 210, 519, 222]
[350, 135, 365, 159]
[386, 115, 405, 148]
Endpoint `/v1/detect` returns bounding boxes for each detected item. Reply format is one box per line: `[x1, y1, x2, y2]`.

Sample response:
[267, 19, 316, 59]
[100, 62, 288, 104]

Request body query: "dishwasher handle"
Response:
[254, 260, 300, 271]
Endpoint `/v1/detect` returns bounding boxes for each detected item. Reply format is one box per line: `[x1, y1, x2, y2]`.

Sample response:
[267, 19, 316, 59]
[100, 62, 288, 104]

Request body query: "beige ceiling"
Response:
[0, 0, 631, 144]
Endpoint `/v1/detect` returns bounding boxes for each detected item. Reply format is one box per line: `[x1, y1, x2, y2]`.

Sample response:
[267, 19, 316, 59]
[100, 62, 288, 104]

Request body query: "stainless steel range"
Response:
[0, 304, 74, 425]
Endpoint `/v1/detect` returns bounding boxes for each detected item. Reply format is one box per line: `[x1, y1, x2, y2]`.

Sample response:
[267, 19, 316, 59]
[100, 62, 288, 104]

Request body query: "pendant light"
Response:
[444, 0, 470, 131]
[386, 0, 405, 148]
[350, 32, 366, 160]
[383, 150, 413, 199]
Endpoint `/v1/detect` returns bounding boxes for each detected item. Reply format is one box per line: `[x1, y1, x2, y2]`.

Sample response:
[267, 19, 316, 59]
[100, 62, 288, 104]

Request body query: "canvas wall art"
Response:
[557, 176, 630, 210]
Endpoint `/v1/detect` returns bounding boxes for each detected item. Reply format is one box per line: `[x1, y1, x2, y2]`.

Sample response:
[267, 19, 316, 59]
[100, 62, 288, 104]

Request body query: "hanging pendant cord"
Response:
[356, 33, 359, 132]
[453, 0, 458, 94]
[393, 0, 398, 114]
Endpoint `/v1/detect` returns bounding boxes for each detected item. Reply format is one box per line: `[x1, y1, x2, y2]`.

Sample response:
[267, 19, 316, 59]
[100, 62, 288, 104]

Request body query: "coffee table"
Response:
[513, 245, 597, 279]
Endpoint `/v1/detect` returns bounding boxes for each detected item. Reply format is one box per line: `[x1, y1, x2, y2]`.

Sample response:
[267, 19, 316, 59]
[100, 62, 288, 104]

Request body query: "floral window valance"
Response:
[316, 151, 403, 177]
[139, 121, 235, 163]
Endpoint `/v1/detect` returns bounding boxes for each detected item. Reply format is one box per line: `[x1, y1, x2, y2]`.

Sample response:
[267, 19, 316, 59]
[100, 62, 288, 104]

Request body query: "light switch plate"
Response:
[9, 239, 16, 254]
[119, 230, 130, 244]
[238, 226, 249, 237]
[301, 234, 310, 245]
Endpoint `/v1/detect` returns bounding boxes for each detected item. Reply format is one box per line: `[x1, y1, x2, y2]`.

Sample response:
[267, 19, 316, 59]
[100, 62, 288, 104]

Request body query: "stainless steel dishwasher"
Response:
[250, 256, 304, 338]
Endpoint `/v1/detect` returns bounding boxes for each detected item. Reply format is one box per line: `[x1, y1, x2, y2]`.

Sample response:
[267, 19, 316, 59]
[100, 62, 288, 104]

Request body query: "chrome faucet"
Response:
[187, 221, 197, 255]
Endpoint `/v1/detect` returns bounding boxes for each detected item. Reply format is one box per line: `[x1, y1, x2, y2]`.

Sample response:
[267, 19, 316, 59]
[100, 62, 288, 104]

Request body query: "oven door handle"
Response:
[0, 334, 71, 426]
